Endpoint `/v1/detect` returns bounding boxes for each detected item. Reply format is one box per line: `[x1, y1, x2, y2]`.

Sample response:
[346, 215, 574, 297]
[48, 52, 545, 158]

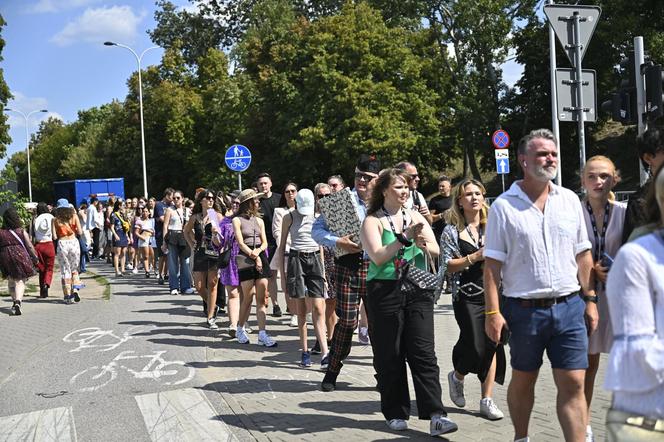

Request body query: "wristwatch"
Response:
[581, 294, 598, 303]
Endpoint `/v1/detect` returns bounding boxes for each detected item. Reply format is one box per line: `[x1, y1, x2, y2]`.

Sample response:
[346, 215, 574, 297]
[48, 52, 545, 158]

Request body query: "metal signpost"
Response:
[492, 129, 510, 193]
[544, 4, 601, 178]
[224, 145, 252, 190]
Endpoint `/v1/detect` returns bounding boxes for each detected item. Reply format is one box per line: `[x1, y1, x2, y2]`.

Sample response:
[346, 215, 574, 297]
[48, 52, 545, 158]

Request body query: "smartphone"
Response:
[499, 325, 511, 346]
[600, 252, 614, 269]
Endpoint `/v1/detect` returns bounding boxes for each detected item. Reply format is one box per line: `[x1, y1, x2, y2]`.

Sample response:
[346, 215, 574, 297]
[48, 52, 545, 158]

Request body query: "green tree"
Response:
[0, 14, 13, 157]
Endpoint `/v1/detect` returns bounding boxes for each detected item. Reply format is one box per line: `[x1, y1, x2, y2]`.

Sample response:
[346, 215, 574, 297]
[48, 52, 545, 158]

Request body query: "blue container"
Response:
[53, 178, 125, 207]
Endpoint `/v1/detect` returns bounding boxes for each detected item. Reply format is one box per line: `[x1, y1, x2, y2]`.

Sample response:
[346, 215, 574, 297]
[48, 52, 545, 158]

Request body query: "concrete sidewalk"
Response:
[196, 294, 610, 441]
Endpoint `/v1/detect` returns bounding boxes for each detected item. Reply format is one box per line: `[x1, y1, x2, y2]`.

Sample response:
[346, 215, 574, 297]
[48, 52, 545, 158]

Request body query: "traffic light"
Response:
[645, 63, 663, 121]
[601, 51, 638, 125]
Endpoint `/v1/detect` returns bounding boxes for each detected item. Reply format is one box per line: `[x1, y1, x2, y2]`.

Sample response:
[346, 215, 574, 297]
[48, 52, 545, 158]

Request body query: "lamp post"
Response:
[4, 108, 48, 202]
[104, 41, 158, 199]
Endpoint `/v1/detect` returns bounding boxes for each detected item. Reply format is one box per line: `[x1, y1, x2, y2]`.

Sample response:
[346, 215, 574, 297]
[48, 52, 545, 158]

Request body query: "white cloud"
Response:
[26, 0, 102, 14]
[50, 5, 146, 47]
[5, 92, 51, 128]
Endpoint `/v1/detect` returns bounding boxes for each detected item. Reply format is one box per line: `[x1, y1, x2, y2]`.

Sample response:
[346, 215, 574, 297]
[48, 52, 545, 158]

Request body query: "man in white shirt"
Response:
[86, 198, 103, 259]
[395, 161, 433, 225]
[483, 129, 598, 442]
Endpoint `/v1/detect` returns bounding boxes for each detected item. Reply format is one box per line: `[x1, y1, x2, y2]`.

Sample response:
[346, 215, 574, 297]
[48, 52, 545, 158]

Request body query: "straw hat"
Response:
[238, 189, 265, 204]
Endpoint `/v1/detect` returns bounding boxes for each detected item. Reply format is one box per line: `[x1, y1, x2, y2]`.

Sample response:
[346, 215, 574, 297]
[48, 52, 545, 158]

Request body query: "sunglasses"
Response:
[205, 195, 214, 200]
[354, 172, 376, 181]
[409, 173, 419, 179]
[174, 196, 182, 200]
[317, 193, 331, 199]
[285, 189, 297, 194]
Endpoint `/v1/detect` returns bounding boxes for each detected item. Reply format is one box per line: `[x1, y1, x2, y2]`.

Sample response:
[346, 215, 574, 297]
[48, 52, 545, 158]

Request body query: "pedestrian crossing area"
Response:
[0, 388, 235, 442]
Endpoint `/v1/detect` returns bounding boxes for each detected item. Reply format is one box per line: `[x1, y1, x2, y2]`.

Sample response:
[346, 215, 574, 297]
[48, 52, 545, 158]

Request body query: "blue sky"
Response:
[1, 0, 192, 169]
[2, 0, 524, 171]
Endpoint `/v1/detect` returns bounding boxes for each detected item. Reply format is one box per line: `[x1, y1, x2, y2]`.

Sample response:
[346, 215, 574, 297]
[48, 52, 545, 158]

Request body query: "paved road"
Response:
[0, 260, 610, 441]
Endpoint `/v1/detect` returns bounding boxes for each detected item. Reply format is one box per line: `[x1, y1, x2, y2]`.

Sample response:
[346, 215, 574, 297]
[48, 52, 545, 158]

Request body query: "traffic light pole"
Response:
[634, 37, 649, 185]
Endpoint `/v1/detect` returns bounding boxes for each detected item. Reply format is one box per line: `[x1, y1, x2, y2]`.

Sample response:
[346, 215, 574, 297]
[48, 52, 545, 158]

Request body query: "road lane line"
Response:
[135, 388, 234, 441]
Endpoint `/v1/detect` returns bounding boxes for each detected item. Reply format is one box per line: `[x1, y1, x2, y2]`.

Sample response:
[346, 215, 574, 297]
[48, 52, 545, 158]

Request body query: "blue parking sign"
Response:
[225, 145, 251, 172]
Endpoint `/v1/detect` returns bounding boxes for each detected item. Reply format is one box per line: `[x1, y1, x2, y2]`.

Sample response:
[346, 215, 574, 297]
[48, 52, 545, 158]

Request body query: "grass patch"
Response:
[88, 273, 111, 300]
[0, 282, 39, 297]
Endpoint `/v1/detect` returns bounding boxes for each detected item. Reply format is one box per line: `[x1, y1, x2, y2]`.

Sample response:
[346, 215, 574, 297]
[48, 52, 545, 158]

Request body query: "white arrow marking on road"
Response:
[499, 159, 507, 174]
[135, 388, 234, 441]
[0, 407, 76, 441]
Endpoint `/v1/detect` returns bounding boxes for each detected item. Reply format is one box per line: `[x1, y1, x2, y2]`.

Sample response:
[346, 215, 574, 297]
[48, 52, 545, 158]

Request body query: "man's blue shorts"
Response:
[503, 294, 588, 371]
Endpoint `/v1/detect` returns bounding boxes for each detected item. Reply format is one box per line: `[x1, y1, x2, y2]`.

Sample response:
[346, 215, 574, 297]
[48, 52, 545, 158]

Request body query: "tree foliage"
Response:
[7, 0, 664, 202]
[0, 14, 13, 157]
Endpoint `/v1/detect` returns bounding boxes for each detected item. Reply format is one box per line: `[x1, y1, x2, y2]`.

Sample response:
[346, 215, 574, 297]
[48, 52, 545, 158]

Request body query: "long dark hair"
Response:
[277, 182, 298, 208]
[2, 206, 23, 229]
[36, 202, 50, 216]
[367, 168, 410, 215]
[237, 198, 260, 218]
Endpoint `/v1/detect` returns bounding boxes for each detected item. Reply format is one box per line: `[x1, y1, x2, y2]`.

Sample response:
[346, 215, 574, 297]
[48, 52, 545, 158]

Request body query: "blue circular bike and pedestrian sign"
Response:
[225, 145, 252, 173]
[492, 130, 510, 149]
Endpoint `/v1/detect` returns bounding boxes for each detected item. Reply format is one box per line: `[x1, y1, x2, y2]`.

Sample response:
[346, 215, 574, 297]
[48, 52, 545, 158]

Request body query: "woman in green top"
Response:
[360, 168, 458, 437]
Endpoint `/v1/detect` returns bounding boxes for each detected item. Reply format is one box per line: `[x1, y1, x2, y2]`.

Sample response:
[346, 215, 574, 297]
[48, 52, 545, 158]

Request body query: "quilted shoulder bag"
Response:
[399, 248, 441, 300]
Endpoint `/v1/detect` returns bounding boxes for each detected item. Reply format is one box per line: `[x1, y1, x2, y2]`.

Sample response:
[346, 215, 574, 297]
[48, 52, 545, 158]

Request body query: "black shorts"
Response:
[237, 252, 271, 282]
[287, 250, 324, 298]
[193, 249, 219, 273]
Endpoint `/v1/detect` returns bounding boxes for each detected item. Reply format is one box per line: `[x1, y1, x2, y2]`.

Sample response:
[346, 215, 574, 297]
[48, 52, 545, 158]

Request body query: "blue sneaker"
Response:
[300, 351, 312, 367]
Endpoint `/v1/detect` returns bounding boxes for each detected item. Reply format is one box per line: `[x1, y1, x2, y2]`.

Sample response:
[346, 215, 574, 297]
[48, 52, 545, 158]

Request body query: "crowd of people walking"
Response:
[2, 125, 663, 440]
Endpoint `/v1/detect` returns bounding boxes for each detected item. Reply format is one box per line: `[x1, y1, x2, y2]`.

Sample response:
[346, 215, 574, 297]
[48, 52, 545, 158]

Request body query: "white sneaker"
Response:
[447, 371, 465, 407]
[386, 419, 408, 431]
[170, 289, 179, 295]
[257, 332, 277, 347]
[586, 425, 595, 442]
[184, 288, 196, 294]
[236, 327, 249, 344]
[479, 397, 504, 420]
[290, 315, 298, 327]
[132, 268, 138, 275]
[244, 325, 253, 334]
[127, 263, 134, 270]
[430, 415, 458, 436]
[207, 318, 219, 330]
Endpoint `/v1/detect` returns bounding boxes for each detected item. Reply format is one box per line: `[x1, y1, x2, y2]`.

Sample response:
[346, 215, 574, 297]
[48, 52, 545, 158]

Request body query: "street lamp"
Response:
[104, 41, 159, 199]
[4, 108, 48, 202]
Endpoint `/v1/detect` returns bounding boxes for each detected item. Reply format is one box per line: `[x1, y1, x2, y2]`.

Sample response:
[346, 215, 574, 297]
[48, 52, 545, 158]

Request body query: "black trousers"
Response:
[91, 228, 100, 258]
[366, 278, 446, 420]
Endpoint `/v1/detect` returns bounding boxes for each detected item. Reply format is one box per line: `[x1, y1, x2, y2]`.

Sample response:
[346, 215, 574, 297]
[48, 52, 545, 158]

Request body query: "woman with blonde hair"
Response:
[439, 178, 505, 420]
[52, 199, 83, 304]
[580, 155, 627, 442]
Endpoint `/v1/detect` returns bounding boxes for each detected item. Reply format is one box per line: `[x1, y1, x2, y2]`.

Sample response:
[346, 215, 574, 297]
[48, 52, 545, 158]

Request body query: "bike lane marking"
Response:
[0, 406, 77, 442]
[135, 388, 235, 442]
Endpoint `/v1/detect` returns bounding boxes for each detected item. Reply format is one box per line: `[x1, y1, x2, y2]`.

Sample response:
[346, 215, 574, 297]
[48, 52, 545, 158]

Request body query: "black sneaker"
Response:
[273, 304, 283, 317]
[321, 371, 338, 392]
[11, 301, 21, 316]
[73, 291, 81, 303]
[158, 276, 164, 285]
[40, 286, 48, 298]
[311, 340, 322, 354]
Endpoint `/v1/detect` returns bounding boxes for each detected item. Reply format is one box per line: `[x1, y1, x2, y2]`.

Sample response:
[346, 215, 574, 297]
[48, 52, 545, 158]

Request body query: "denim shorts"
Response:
[503, 294, 588, 371]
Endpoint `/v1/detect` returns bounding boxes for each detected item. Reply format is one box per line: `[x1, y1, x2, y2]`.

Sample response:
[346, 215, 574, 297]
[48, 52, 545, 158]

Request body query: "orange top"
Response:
[54, 220, 76, 238]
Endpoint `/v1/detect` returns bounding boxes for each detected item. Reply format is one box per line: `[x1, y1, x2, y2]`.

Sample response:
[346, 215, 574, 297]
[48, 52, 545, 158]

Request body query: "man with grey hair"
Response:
[482, 129, 598, 442]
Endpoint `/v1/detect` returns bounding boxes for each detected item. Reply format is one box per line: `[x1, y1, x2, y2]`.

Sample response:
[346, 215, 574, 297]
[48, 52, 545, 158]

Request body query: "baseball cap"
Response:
[296, 189, 315, 216]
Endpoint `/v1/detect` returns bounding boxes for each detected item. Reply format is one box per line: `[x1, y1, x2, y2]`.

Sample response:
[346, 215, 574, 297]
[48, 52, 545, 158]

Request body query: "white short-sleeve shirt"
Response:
[484, 181, 591, 299]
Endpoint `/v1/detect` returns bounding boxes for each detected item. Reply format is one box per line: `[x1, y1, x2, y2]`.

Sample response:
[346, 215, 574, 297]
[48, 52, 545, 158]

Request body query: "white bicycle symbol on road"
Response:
[63, 326, 148, 353]
[70, 350, 195, 392]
